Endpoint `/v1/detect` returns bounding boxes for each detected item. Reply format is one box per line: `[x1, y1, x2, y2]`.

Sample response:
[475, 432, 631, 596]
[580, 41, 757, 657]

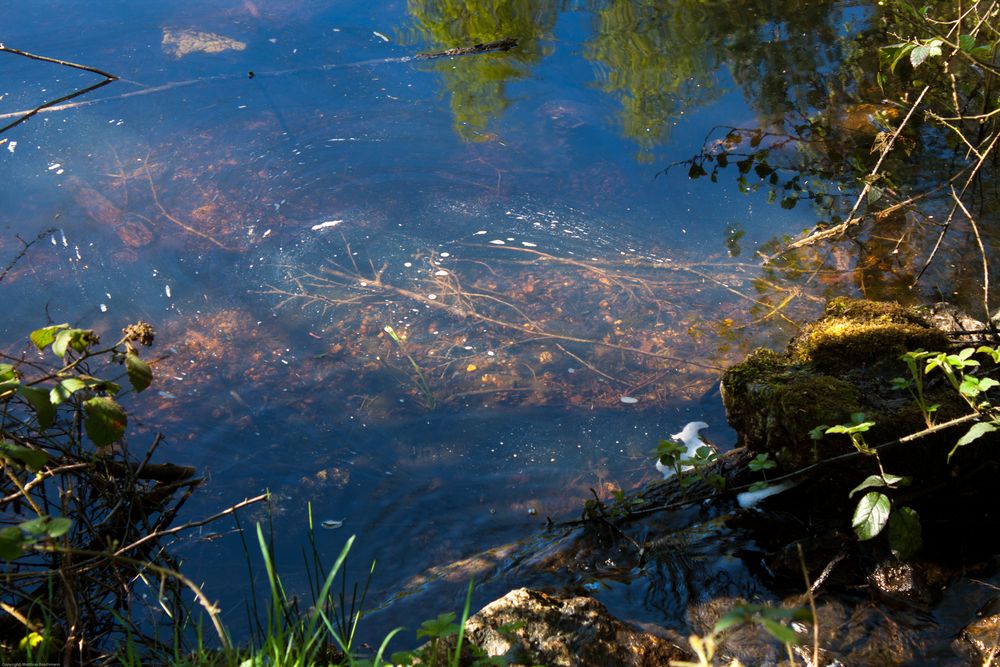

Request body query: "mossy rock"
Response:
[722, 359, 862, 468]
[790, 297, 950, 373]
[722, 298, 962, 471]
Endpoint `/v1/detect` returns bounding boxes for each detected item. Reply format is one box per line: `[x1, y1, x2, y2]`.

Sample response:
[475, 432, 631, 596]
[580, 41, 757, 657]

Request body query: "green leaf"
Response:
[978, 377, 1000, 392]
[808, 425, 828, 440]
[910, 44, 933, 67]
[976, 345, 1000, 363]
[852, 491, 891, 540]
[848, 473, 910, 498]
[19, 517, 49, 536]
[890, 377, 911, 390]
[949, 421, 998, 461]
[52, 329, 97, 358]
[971, 44, 995, 62]
[958, 34, 975, 53]
[960, 376, 984, 397]
[888, 507, 922, 561]
[416, 612, 459, 639]
[52, 329, 74, 358]
[45, 517, 71, 538]
[0, 364, 17, 382]
[16, 386, 54, 429]
[759, 617, 800, 645]
[50, 377, 88, 405]
[83, 397, 127, 446]
[0, 441, 48, 472]
[30, 324, 68, 351]
[712, 610, 746, 634]
[125, 353, 153, 393]
[0, 526, 24, 560]
[748, 453, 777, 472]
[780, 196, 797, 210]
[882, 42, 915, 74]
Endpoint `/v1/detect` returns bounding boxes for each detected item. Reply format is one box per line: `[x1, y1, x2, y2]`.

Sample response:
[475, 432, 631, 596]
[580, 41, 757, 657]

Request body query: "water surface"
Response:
[1, 0, 871, 648]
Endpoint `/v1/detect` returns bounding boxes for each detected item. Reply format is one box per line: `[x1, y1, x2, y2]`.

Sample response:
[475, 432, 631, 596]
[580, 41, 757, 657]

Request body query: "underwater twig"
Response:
[143, 158, 236, 251]
[555, 343, 624, 385]
[0, 227, 56, 285]
[291, 262, 724, 370]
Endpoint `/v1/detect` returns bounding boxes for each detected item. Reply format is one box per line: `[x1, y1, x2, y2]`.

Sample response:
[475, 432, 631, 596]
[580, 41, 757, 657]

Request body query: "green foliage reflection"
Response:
[584, 0, 722, 161]
[406, 0, 558, 141]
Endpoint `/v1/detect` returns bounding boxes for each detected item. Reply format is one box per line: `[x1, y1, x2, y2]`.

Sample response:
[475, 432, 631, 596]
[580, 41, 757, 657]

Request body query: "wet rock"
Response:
[459, 588, 688, 666]
[868, 558, 948, 607]
[962, 596, 1000, 662]
[721, 297, 968, 470]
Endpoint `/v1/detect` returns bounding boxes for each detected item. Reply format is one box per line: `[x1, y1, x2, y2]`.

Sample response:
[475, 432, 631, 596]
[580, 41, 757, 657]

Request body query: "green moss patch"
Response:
[790, 298, 949, 372]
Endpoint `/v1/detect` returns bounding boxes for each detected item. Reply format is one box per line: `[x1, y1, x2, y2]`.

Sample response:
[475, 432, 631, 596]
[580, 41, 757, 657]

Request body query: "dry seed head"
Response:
[122, 321, 155, 346]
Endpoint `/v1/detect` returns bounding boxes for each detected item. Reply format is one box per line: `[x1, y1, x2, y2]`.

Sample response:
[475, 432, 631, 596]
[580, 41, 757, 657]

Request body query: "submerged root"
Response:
[261, 242, 821, 410]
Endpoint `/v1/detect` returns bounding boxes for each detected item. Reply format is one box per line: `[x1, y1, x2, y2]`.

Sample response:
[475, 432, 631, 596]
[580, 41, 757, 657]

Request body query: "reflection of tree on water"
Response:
[405, 0, 558, 141]
[653, 1, 1000, 331]
[583, 0, 723, 161]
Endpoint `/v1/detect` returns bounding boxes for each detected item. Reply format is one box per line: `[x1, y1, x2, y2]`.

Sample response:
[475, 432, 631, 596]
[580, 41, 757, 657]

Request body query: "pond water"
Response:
[1, 0, 945, 652]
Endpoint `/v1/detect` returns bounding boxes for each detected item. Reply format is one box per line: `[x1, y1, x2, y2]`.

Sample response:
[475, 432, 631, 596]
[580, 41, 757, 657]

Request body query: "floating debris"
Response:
[321, 519, 344, 530]
[434, 270, 449, 276]
[736, 480, 799, 509]
[619, 396, 638, 404]
[372, 31, 390, 42]
[311, 220, 343, 231]
[489, 240, 506, 245]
